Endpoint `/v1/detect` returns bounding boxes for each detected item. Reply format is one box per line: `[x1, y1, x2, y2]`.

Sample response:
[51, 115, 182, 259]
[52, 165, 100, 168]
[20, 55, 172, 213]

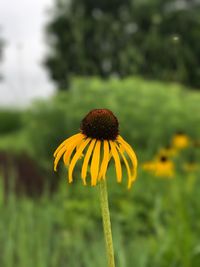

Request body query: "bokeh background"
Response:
[0, 1, 200, 267]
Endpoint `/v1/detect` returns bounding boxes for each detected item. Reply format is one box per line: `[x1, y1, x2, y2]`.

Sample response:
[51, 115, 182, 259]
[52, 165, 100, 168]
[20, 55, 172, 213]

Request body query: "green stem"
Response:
[99, 179, 115, 267]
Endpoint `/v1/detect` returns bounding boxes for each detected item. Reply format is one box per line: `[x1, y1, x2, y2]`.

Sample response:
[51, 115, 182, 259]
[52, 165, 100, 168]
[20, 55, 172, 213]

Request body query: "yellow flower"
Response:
[142, 156, 174, 178]
[172, 132, 190, 149]
[154, 156, 175, 178]
[53, 109, 137, 189]
[158, 145, 177, 158]
[141, 161, 156, 172]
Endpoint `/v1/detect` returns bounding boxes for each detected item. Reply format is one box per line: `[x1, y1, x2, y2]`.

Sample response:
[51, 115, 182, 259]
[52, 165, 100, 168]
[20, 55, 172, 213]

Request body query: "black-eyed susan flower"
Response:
[141, 161, 156, 173]
[154, 156, 175, 178]
[172, 132, 190, 150]
[158, 145, 177, 158]
[53, 109, 137, 189]
[142, 156, 175, 178]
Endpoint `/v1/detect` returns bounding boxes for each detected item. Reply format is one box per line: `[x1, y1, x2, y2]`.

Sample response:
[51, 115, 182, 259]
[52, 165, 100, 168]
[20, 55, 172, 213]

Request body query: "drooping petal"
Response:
[68, 138, 91, 183]
[54, 146, 67, 171]
[99, 140, 110, 180]
[63, 134, 85, 166]
[117, 135, 138, 181]
[90, 140, 101, 186]
[81, 139, 96, 184]
[53, 133, 83, 157]
[110, 141, 122, 183]
[121, 143, 137, 182]
[75, 138, 85, 158]
[116, 143, 132, 189]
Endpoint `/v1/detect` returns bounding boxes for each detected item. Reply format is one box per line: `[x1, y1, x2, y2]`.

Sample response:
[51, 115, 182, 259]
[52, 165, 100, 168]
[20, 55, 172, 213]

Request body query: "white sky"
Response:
[0, 0, 55, 107]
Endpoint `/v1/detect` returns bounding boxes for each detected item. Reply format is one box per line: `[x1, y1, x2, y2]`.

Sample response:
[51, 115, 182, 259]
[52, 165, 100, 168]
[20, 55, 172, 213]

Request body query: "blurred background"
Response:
[0, 0, 200, 266]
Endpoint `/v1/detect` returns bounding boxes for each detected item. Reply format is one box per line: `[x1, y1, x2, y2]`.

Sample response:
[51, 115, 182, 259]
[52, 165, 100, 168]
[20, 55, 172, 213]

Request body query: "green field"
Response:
[0, 77, 200, 267]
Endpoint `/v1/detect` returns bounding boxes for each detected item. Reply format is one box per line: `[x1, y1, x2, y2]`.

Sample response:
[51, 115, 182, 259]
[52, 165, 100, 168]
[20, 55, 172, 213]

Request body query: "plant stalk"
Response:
[99, 179, 115, 267]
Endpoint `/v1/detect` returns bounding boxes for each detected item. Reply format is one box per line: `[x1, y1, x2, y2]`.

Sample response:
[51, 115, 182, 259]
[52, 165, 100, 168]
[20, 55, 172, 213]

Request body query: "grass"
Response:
[0, 165, 200, 267]
[0, 77, 200, 266]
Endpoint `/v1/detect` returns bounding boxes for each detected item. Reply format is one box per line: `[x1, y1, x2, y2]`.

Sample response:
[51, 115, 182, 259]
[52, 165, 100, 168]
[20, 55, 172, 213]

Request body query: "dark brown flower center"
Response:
[160, 156, 168, 162]
[175, 131, 184, 136]
[80, 109, 119, 140]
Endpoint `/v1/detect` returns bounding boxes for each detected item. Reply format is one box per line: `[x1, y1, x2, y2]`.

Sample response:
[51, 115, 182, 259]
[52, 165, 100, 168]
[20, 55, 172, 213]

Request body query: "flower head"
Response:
[142, 156, 175, 178]
[172, 132, 190, 149]
[154, 156, 175, 178]
[141, 161, 156, 172]
[53, 109, 137, 188]
[158, 145, 177, 158]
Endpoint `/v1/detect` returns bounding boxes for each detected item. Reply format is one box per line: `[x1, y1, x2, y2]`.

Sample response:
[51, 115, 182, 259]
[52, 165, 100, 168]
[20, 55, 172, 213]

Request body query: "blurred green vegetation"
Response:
[1, 77, 199, 164]
[0, 109, 23, 135]
[1, 168, 200, 267]
[45, 0, 200, 89]
[0, 77, 200, 267]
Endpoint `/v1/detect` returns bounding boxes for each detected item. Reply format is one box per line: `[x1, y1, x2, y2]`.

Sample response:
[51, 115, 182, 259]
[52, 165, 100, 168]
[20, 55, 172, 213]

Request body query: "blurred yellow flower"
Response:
[158, 145, 177, 158]
[53, 109, 137, 189]
[142, 156, 174, 178]
[154, 156, 175, 178]
[141, 161, 156, 172]
[172, 132, 190, 149]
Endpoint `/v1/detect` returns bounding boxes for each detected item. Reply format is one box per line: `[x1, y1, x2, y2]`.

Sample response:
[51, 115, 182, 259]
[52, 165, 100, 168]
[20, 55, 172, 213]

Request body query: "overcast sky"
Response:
[0, 0, 55, 107]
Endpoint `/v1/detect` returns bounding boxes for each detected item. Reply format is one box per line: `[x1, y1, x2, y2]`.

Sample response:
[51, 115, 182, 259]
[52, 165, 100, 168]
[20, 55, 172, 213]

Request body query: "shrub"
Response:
[25, 77, 200, 167]
[0, 110, 23, 135]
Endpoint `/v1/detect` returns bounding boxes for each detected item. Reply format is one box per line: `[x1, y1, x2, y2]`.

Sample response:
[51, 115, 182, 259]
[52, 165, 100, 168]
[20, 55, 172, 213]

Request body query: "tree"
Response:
[45, 0, 200, 89]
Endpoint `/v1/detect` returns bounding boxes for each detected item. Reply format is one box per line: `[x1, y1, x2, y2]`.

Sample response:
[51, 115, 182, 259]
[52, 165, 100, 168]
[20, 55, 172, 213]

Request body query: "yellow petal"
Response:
[53, 133, 83, 157]
[63, 134, 85, 166]
[110, 141, 122, 183]
[121, 143, 137, 181]
[54, 146, 67, 171]
[116, 144, 132, 189]
[98, 140, 110, 180]
[117, 135, 138, 181]
[81, 139, 96, 184]
[117, 135, 138, 167]
[90, 140, 101, 186]
[75, 139, 85, 158]
[68, 138, 91, 183]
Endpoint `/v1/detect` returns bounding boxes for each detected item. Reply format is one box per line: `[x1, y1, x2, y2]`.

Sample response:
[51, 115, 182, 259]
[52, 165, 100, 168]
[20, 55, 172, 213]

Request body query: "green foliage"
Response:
[45, 0, 200, 89]
[0, 110, 23, 135]
[24, 77, 200, 167]
[1, 168, 200, 267]
[0, 109, 27, 154]
[0, 77, 200, 266]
